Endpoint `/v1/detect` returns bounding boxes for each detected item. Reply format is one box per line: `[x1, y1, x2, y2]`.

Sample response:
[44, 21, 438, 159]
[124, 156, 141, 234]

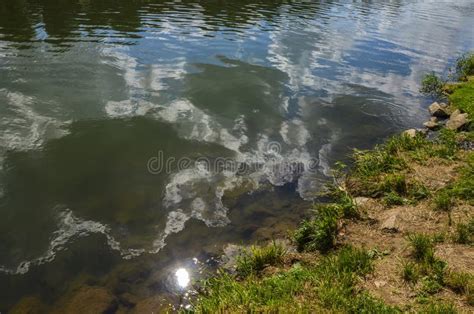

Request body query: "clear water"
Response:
[0, 0, 473, 311]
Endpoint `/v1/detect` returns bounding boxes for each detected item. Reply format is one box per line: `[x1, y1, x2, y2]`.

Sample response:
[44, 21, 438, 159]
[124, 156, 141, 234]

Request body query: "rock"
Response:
[380, 214, 399, 233]
[56, 286, 118, 314]
[446, 111, 470, 130]
[119, 292, 139, 308]
[403, 129, 418, 138]
[451, 109, 462, 119]
[428, 102, 450, 118]
[374, 280, 387, 288]
[354, 197, 371, 207]
[132, 296, 171, 314]
[261, 266, 280, 277]
[10, 296, 46, 314]
[423, 120, 440, 130]
[254, 218, 294, 241]
[221, 244, 245, 271]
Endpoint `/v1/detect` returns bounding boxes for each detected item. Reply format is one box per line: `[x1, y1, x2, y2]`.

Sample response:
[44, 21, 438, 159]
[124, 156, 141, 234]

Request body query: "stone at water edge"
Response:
[446, 110, 470, 130]
[423, 120, 440, 130]
[402, 129, 418, 138]
[428, 102, 450, 118]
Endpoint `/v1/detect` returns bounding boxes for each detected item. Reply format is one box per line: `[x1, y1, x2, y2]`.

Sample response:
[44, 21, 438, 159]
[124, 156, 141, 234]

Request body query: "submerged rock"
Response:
[54, 286, 118, 314]
[221, 244, 246, 271]
[10, 296, 47, 314]
[446, 109, 470, 130]
[254, 217, 295, 241]
[428, 102, 450, 118]
[132, 296, 171, 314]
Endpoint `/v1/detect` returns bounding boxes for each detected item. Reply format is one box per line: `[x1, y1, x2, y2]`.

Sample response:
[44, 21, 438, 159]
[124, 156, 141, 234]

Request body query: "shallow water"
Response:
[1, 0, 473, 311]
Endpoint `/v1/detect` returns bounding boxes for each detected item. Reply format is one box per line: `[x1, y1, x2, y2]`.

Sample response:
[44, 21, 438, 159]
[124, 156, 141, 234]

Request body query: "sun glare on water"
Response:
[175, 268, 190, 288]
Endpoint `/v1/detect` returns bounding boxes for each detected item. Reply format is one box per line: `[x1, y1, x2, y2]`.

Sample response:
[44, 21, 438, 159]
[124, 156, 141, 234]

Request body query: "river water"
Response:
[1, 0, 473, 311]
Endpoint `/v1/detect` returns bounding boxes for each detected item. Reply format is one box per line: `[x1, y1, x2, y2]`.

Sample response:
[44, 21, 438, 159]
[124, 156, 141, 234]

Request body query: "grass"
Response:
[348, 132, 457, 199]
[190, 246, 397, 313]
[436, 128, 458, 159]
[453, 218, 474, 245]
[324, 185, 361, 219]
[431, 153, 474, 213]
[454, 53, 474, 81]
[445, 271, 474, 306]
[421, 302, 457, 314]
[402, 261, 420, 284]
[449, 78, 474, 117]
[450, 153, 474, 203]
[352, 134, 428, 179]
[380, 174, 407, 195]
[293, 204, 339, 253]
[433, 190, 454, 211]
[335, 192, 360, 219]
[420, 277, 444, 295]
[191, 266, 316, 312]
[408, 233, 435, 262]
[383, 191, 405, 206]
[402, 233, 474, 301]
[445, 271, 473, 295]
[235, 241, 286, 277]
[420, 72, 445, 97]
[408, 181, 431, 202]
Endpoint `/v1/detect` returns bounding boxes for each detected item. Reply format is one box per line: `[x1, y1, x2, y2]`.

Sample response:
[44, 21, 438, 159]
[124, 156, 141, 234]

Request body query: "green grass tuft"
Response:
[293, 205, 339, 253]
[236, 241, 286, 277]
[336, 193, 360, 219]
[380, 174, 407, 195]
[420, 277, 443, 295]
[408, 233, 435, 262]
[408, 181, 431, 201]
[453, 219, 474, 245]
[383, 192, 405, 206]
[421, 302, 458, 314]
[433, 190, 454, 211]
[445, 271, 473, 295]
[402, 261, 420, 284]
[420, 72, 445, 97]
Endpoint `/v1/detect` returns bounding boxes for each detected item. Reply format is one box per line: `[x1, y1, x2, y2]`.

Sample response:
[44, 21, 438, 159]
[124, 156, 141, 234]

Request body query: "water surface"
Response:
[1, 0, 473, 311]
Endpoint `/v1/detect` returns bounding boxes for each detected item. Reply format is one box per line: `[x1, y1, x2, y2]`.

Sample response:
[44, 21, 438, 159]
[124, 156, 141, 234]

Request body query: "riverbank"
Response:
[187, 55, 474, 313]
